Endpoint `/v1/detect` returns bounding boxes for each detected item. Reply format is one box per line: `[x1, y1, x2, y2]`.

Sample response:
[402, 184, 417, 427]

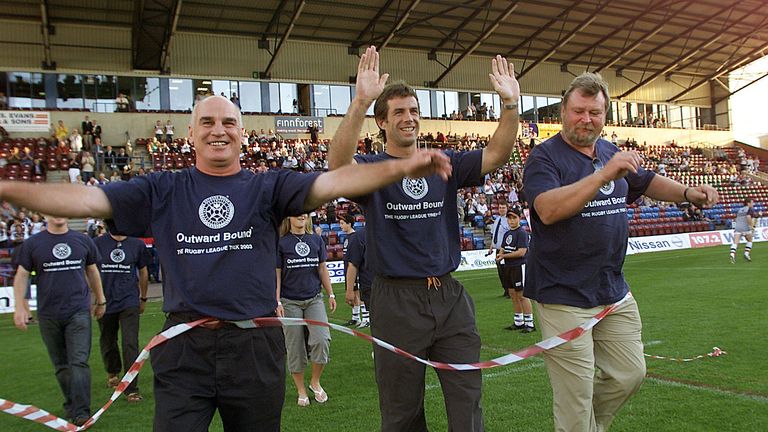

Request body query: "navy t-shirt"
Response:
[345, 226, 373, 288]
[93, 235, 148, 314]
[18, 230, 100, 320]
[523, 134, 655, 307]
[102, 168, 319, 320]
[354, 150, 483, 278]
[277, 233, 326, 300]
[501, 226, 528, 267]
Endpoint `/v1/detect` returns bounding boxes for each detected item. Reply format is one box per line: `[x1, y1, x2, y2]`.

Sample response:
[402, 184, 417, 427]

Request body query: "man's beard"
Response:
[563, 125, 599, 148]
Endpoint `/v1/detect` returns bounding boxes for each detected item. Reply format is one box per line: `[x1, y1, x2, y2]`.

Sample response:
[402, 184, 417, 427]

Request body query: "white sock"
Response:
[514, 313, 524, 326]
[524, 314, 534, 328]
[352, 305, 360, 321]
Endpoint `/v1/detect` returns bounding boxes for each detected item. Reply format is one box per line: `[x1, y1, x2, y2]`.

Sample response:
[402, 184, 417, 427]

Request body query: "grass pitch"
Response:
[0, 245, 765, 431]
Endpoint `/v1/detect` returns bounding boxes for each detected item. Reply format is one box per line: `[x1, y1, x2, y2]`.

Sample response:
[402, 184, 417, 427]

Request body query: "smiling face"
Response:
[188, 96, 242, 176]
[376, 96, 420, 154]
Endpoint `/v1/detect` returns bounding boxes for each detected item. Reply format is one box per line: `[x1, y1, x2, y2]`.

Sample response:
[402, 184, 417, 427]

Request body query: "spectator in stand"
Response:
[478, 102, 488, 121]
[92, 137, 103, 157]
[230, 93, 240, 108]
[68, 158, 81, 184]
[20, 147, 34, 168]
[104, 146, 117, 170]
[683, 203, 704, 222]
[97, 172, 109, 185]
[70, 129, 83, 154]
[32, 158, 46, 178]
[115, 148, 129, 172]
[0, 91, 7, 109]
[180, 140, 191, 154]
[115, 93, 130, 112]
[92, 120, 102, 141]
[164, 120, 174, 144]
[82, 116, 94, 151]
[483, 178, 495, 204]
[154, 120, 164, 142]
[110, 170, 121, 183]
[55, 120, 69, 142]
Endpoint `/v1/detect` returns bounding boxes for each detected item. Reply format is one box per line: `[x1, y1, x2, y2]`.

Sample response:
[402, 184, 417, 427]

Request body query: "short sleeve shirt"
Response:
[523, 134, 655, 307]
[93, 235, 148, 314]
[277, 233, 326, 300]
[354, 150, 483, 278]
[501, 227, 528, 267]
[18, 230, 100, 319]
[102, 168, 319, 320]
[345, 226, 373, 288]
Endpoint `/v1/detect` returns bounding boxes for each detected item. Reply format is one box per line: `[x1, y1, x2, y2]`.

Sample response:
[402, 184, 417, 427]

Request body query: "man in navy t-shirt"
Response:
[0, 95, 453, 432]
[94, 229, 148, 401]
[523, 72, 718, 432]
[344, 224, 373, 326]
[13, 216, 105, 426]
[328, 45, 520, 431]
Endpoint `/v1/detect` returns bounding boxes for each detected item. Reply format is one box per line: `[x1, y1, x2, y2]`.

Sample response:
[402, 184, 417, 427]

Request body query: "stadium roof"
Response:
[5, 0, 768, 100]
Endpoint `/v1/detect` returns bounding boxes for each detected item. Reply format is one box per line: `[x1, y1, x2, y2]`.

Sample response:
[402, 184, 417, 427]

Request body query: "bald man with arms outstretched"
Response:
[0, 95, 452, 432]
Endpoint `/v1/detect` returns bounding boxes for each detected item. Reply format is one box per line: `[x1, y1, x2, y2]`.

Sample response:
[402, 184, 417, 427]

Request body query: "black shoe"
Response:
[504, 324, 525, 331]
[72, 417, 89, 427]
[522, 326, 536, 333]
[501, 293, 510, 298]
[345, 319, 359, 326]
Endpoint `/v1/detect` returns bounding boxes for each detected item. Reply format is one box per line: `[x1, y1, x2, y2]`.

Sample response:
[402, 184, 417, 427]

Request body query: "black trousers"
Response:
[151, 314, 286, 432]
[370, 275, 484, 432]
[98, 307, 140, 393]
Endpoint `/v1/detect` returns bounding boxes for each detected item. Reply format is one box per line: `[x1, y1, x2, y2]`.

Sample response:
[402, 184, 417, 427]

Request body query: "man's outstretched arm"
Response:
[0, 182, 113, 219]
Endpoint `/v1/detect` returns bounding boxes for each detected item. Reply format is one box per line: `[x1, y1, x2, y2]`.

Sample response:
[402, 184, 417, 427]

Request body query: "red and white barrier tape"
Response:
[233, 292, 634, 370]
[1, 293, 724, 430]
[645, 346, 727, 362]
[0, 318, 208, 431]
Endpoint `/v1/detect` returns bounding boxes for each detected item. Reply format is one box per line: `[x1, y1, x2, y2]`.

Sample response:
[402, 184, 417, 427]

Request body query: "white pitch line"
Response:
[646, 377, 768, 404]
[644, 340, 663, 347]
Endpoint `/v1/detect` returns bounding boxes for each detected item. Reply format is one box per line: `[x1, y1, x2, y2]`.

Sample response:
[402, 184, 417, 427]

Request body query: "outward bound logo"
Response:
[402, 177, 428, 200]
[294, 242, 311, 257]
[110, 248, 126, 263]
[199, 195, 235, 229]
[52, 243, 72, 260]
[599, 180, 615, 196]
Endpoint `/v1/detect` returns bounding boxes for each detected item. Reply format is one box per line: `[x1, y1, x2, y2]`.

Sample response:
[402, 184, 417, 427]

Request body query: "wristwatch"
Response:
[503, 103, 518, 111]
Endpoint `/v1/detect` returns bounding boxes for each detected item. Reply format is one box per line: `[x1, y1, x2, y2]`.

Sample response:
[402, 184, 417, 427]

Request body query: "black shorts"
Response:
[501, 265, 524, 291]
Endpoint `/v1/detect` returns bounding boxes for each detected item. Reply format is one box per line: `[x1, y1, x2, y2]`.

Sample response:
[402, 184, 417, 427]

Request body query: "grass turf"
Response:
[0, 245, 765, 431]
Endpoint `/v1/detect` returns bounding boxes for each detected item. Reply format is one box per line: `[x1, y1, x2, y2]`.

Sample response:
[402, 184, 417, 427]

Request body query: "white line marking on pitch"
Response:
[646, 377, 768, 404]
[644, 340, 663, 347]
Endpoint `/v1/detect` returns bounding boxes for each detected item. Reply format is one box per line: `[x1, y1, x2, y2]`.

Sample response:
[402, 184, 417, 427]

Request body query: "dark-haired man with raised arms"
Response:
[329, 46, 520, 431]
[523, 72, 718, 432]
[0, 95, 452, 432]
